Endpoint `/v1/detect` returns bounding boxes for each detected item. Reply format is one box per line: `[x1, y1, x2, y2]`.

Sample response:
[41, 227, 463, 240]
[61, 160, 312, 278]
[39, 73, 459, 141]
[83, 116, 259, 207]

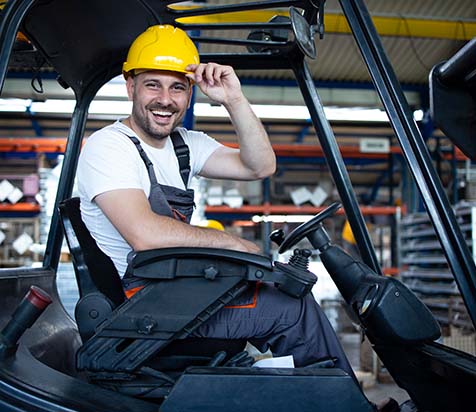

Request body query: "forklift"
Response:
[0, 1, 475, 411]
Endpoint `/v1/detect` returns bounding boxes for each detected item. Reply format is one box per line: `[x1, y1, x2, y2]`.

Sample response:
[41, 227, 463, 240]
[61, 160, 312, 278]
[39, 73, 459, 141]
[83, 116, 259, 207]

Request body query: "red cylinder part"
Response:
[26, 286, 52, 310]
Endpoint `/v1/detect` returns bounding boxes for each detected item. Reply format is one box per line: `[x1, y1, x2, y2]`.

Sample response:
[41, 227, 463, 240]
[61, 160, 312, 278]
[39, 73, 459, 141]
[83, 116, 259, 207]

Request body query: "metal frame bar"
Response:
[42, 88, 96, 270]
[340, 0, 476, 327]
[290, 52, 382, 275]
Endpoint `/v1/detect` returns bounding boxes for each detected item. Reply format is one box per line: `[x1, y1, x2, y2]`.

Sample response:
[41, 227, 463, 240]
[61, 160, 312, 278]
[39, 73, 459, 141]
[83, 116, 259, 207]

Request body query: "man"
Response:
[77, 25, 354, 376]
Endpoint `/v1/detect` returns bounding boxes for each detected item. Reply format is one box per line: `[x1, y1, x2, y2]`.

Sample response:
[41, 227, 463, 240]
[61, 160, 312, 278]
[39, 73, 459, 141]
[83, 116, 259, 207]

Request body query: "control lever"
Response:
[288, 248, 312, 270]
[273, 248, 317, 298]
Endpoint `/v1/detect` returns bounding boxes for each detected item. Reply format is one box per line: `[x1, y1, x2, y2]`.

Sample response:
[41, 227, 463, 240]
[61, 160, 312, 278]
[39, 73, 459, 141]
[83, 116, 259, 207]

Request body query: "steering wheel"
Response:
[278, 202, 342, 253]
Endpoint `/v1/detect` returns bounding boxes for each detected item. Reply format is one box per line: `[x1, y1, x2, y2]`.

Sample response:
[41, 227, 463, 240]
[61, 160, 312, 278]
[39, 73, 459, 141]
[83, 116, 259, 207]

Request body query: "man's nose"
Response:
[155, 88, 173, 105]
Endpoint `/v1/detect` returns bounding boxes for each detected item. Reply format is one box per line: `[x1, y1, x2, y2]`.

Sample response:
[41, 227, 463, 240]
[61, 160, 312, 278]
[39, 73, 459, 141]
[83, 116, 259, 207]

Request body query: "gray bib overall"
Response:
[122, 130, 194, 292]
[128, 131, 195, 222]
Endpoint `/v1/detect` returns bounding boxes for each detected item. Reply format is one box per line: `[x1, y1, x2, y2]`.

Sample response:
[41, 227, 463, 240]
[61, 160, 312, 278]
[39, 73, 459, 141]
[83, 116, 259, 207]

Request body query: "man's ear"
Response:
[125, 76, 135, 101]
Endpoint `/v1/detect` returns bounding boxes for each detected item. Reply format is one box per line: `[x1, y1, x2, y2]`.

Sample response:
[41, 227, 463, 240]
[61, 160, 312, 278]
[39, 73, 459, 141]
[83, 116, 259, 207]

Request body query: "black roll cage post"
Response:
[1, 0, 475, 329]
[290, 56, 383, 275]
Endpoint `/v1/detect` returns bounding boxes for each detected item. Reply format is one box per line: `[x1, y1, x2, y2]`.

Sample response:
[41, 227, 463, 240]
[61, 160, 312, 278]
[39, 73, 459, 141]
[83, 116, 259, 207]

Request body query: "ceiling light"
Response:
[252, 214, 315, 223]
[0, 96, 392, 122]
[0, 98, 31, 112]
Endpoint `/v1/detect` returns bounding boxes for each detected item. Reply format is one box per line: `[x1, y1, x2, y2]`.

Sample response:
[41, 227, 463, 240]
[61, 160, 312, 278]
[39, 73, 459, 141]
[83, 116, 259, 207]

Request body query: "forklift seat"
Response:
[58, 197, 248, 397]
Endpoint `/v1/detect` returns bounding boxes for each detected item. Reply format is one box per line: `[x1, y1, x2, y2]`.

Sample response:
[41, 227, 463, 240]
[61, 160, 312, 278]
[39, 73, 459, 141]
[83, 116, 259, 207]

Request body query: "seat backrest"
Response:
[59, 197, 126, 308]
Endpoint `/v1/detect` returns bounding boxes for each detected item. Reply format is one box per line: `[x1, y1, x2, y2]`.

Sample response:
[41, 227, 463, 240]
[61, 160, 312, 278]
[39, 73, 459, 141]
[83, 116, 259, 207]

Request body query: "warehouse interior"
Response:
[1, 0, 476, 411]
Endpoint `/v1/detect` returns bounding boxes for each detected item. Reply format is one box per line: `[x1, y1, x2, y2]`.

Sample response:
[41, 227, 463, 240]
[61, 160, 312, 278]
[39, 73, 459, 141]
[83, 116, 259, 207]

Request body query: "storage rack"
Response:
[0, 216, 39, 267]
[400, 203, 476, 332]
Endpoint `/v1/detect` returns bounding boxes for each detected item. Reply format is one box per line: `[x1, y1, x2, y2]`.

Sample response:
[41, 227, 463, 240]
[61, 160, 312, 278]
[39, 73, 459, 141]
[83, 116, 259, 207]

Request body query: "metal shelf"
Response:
[400, 269, 454, 281]
[409, 283, 460, 296]
[400, 223, 472, 239]
[402, 255, 451, 265]
[0, 202, 40, 213]
[434, 315, 473, 328]
[0, 138, 68, 153]
[205, 204, 401, 215]
[0, 137, 469, 161]
[399, 204, 476, 331]
[400, 239, 472, 252]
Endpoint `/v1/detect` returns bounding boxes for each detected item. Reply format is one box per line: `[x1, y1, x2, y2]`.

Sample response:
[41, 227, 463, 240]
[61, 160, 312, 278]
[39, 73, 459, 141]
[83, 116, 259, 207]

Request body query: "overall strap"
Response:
[127, 135, 159, 185]
[170, 130, 190, 187]
[126, 131, 190, 188]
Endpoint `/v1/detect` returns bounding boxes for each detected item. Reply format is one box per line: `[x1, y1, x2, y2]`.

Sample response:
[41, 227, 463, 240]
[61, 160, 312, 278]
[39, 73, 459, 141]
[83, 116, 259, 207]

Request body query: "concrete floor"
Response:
[340, 333, 410, 406]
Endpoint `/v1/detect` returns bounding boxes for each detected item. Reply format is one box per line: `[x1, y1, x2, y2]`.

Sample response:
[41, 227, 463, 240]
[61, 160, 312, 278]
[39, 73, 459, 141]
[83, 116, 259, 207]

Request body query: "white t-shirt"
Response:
[77, 120, 221, 276]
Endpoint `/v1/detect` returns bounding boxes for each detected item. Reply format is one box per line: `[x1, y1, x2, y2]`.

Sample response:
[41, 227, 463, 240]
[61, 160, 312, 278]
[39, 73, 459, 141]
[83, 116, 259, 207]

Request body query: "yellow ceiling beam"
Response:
[326, 13, 476, 41]
[175, 9, 290, 24]
[174, 8, 476, 41]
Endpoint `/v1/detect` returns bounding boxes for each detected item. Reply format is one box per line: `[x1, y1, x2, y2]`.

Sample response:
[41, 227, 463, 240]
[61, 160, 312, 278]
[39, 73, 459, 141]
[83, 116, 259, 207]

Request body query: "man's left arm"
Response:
[186, 63, 276, 181]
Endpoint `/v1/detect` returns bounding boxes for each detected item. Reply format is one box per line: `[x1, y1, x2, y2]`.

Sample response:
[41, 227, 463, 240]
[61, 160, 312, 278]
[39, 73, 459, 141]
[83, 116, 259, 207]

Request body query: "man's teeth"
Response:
[152, 110, 172, 117]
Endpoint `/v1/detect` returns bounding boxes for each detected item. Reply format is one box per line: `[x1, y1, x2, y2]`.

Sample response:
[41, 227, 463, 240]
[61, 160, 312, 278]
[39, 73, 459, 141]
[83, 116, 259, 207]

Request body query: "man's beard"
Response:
[132, 104, 179, 141]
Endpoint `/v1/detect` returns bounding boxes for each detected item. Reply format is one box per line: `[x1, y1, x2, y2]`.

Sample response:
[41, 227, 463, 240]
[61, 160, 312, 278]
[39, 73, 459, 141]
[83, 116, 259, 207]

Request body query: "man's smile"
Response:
[149, 108, 176, 125]
[151, 109, 173, 118]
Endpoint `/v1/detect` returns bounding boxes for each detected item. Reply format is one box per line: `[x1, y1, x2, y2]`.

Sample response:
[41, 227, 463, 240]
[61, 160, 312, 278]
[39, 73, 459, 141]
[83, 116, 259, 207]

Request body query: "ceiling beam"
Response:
[175, 8, 476, 41]
[326, 13, 476, 41]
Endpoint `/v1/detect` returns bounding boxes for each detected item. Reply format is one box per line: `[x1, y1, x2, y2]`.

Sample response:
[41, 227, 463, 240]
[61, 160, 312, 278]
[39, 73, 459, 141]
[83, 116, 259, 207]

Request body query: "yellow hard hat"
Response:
[123, 25, 200, 78]
[197, 219, 225, 231]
